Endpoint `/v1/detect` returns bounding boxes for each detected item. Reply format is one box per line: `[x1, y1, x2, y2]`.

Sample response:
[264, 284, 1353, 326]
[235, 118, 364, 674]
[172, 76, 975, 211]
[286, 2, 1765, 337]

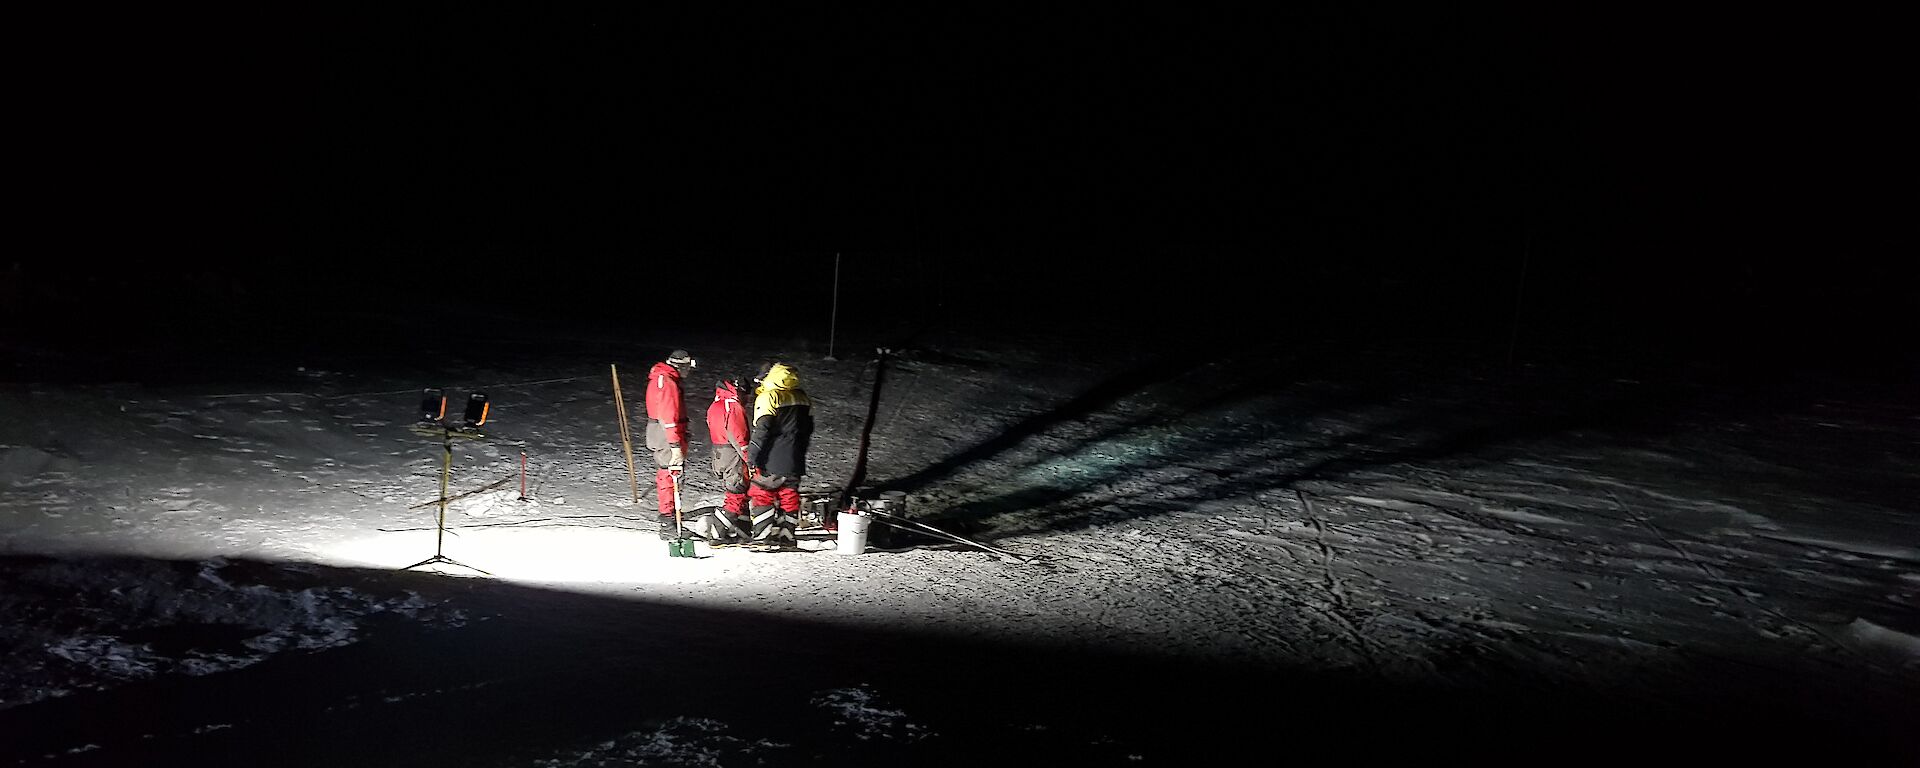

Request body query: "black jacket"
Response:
[750, 364, 813, 478]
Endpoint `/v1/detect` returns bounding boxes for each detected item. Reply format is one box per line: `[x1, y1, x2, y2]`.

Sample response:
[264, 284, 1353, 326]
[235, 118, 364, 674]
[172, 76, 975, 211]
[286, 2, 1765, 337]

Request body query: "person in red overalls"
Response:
[645, 349, 695, 539]
[704, 377, 753, 538]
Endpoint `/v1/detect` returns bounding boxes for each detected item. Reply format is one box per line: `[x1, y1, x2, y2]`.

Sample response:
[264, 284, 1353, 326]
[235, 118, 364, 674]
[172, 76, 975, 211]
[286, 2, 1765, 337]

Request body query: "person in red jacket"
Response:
[704, 377, 753, 537]
[645, 349, 695, 539]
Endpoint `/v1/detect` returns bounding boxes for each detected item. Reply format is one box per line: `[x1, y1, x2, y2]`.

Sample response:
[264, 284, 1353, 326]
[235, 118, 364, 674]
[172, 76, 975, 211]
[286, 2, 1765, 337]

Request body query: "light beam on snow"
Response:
[317, 527, 701, 585]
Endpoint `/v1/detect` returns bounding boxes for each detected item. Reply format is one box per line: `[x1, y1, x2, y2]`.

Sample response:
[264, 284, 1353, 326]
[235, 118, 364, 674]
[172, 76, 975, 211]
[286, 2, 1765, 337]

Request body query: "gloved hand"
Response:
[665, 444, 685, 471]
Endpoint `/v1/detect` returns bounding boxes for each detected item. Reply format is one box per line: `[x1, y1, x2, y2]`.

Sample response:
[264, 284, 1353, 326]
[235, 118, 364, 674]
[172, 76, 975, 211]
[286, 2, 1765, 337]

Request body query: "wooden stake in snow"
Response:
[611, 364, 640, 505]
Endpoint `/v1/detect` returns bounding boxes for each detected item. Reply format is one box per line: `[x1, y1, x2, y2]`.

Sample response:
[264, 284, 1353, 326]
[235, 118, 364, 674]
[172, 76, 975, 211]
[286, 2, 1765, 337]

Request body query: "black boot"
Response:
[749, 505, 776, 541]
[657, 515, 679, 540]
[771, 509, 799, 546]
[717, 511, 750, 541]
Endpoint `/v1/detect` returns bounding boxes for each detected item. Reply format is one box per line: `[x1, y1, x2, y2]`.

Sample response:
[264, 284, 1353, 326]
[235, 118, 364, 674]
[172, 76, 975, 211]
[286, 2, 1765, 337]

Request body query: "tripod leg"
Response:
[403, 554, 490, 576]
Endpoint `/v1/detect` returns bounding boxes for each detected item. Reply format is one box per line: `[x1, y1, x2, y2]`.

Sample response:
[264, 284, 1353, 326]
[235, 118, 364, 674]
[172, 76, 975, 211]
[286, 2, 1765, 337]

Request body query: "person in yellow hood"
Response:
[747, 362, 813, 544]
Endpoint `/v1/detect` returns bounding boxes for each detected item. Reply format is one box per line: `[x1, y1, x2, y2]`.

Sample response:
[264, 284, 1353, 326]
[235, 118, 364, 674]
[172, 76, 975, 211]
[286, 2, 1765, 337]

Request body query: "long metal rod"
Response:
[828, 252, 841, 359]
[865, 508, 1035, 563]
[408, 473, 515, 509]
[437, 429, 451, 555]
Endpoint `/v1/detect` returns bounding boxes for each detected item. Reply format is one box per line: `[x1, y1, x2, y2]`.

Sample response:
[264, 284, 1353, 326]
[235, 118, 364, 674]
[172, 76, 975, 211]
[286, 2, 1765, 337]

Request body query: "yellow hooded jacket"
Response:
[753, 363, 809, 422]
[750, 363, 814, 478]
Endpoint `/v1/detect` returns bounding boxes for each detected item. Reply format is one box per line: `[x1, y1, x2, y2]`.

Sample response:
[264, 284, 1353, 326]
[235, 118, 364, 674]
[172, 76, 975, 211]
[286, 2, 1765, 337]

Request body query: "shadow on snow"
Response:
[1, 554, 1910, 766]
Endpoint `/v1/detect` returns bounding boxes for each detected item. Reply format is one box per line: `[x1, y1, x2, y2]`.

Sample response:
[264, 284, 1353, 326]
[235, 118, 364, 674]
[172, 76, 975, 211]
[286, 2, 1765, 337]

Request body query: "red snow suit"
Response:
[706, 380, 751, 515]
[644, 361, 686, 516]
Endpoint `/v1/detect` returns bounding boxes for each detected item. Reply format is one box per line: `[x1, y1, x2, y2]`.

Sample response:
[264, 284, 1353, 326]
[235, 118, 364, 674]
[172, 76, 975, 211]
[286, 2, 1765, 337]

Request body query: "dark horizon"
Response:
[6, 7, 1912, 381]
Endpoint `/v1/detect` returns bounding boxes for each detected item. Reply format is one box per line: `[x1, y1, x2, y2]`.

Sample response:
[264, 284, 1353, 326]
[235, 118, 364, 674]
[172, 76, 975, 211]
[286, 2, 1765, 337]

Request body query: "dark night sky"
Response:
[9, 7, 1912, 373]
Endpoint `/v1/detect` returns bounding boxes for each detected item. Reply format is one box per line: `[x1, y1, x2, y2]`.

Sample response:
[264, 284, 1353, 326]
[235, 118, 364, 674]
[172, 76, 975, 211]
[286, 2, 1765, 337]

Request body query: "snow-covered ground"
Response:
[3, 316, 1916, 765]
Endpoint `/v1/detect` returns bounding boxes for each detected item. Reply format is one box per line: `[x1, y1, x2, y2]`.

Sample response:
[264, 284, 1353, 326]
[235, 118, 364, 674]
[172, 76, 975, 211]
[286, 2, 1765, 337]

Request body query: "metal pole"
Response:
[437, 428, 452, 556]
[828, 252, 840, 360]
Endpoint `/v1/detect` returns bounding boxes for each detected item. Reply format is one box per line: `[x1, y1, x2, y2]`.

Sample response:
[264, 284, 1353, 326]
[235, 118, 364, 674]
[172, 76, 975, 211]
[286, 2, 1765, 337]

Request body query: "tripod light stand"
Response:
[403, 389, 491, 576]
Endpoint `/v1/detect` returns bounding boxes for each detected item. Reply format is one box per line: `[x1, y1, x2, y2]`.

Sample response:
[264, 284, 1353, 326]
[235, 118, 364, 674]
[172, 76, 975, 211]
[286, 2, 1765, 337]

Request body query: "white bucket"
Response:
[837, 511, 872, 555]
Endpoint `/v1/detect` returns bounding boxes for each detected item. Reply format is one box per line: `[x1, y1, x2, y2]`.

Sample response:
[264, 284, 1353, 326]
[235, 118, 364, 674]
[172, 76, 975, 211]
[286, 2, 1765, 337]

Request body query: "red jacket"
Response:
[707, 380, 750, 451]
[645, 361, 686, 445]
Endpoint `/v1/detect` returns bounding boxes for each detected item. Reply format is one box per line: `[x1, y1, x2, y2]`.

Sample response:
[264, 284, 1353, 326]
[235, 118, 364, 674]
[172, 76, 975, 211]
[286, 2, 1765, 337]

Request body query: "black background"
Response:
[7, 6, 1912, 380]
